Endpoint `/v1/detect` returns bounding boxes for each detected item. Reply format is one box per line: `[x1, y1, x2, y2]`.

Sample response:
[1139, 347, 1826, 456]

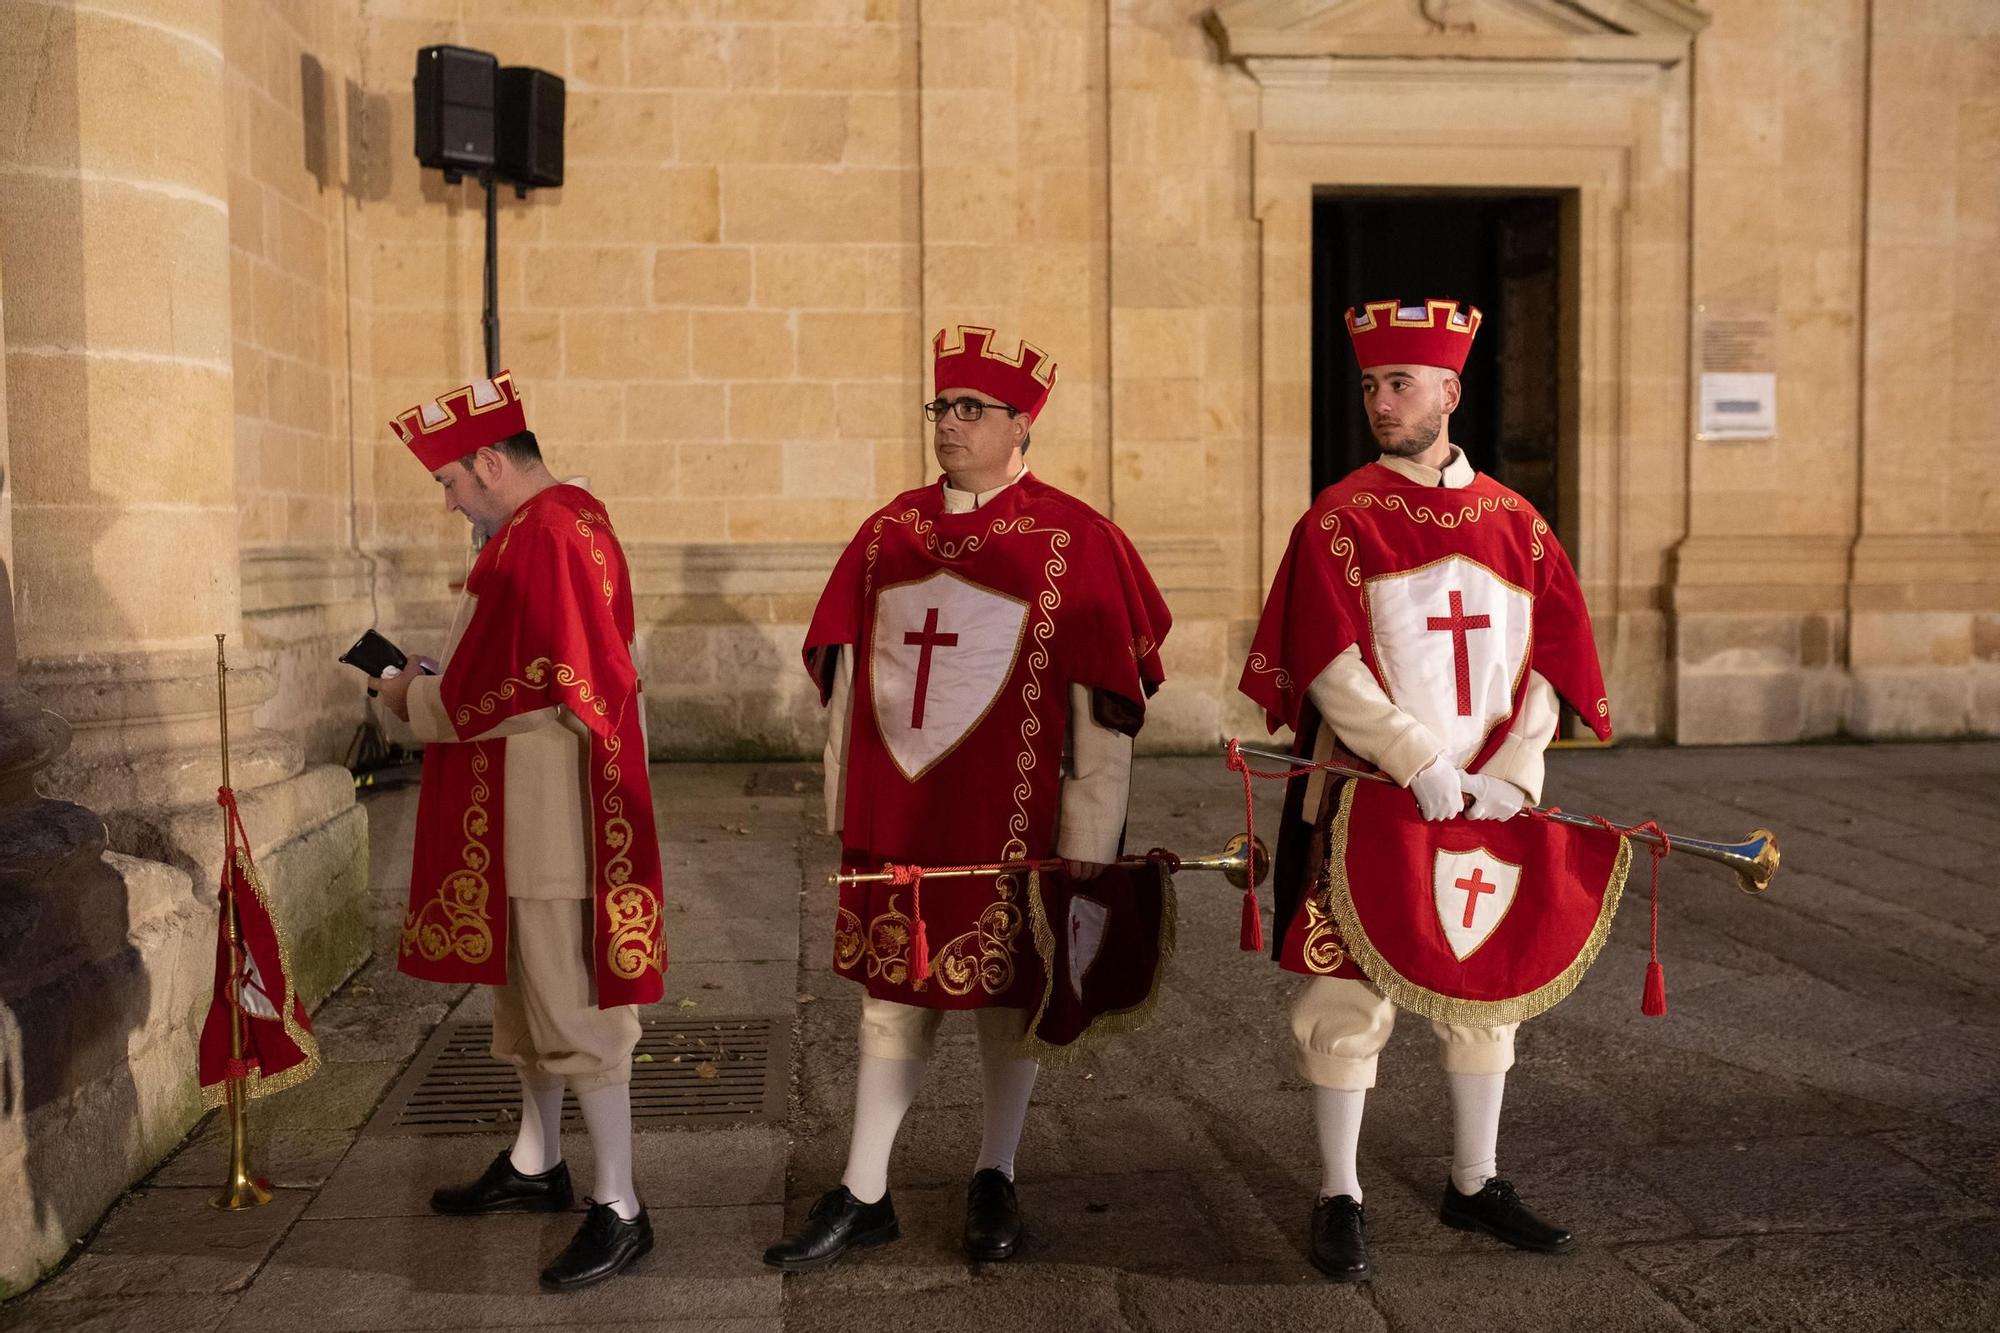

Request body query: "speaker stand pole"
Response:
[481, 169, 500, 377]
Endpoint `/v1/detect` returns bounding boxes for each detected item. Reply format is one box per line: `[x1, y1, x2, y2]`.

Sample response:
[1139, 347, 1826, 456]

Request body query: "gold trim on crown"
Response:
[935, 325, 1059, 388]
[390, 370, 521, 445]
[1346, 299, 1483, 337]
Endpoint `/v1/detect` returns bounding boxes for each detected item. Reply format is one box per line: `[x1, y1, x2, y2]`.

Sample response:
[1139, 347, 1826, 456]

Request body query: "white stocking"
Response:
[840, 1054, 926, 1204]
[1313, 1086, 1366, 1202]
[575, 1082, 640, 1219]
[1447, 1070, 1505, 1196]
[508, 1071, 565, 1175]
[973, 1016, 1039, 1180]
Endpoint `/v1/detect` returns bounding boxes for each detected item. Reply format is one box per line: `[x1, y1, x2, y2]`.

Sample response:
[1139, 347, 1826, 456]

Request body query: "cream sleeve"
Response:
[1475, 670, 1560, 806]
[822, 647, 853, 835]
[1056, 683, 1134, 865]
[1304, 646, 1445, 786]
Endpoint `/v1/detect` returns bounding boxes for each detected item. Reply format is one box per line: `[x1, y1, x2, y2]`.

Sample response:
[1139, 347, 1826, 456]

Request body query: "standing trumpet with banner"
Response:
[199, 635, 320, 1209]
[765, 325, 1173, 1275]
[1238, 297, 1619, 1284]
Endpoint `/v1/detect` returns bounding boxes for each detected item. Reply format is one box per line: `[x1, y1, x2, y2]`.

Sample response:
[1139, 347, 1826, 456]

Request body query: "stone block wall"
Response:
[1674, 0, 2000, 741]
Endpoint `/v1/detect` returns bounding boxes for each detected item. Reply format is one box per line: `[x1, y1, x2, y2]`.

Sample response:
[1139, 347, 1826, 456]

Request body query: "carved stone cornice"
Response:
[1208, 0, 1710, 74]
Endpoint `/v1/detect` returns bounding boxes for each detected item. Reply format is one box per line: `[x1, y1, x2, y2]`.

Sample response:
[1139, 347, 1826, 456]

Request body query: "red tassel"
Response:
[1640, 832, 1668, 1016]
[1641, 959, 1667, 1016]
[910, 917, 931, 983]
[1239, 888, 1264, 953]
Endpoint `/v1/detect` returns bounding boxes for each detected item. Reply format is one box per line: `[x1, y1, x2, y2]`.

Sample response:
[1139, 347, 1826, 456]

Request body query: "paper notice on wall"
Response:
[1696, 312, 1778, 440]
[1698, 371, 1777, 440]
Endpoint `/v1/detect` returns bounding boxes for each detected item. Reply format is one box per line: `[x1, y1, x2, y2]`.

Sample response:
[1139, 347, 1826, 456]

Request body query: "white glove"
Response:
[1460, 772, 1528, 821]
[1407, 758, 1467, 821]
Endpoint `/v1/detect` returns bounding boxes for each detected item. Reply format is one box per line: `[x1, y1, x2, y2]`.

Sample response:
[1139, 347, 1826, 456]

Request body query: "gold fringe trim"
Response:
[200, 846, 324, 1108]
[1018, 862, 1177, 1066]
[1322, 781, 1632, 1027]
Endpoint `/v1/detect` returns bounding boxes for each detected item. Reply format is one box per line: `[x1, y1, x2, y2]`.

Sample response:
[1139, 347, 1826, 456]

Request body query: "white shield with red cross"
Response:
[1065, 894, 1110, 1000]
[871, 570, 1029, 782]
[1364, 555, 1532, 768]
[1431, 846, 1522, 961]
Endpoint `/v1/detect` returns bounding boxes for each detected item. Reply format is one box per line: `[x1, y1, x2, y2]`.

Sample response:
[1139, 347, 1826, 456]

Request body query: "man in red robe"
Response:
[1239, 300, 1613, 1282]
[373, 372, 664, 1291]
[766, 326, 1171, 1271]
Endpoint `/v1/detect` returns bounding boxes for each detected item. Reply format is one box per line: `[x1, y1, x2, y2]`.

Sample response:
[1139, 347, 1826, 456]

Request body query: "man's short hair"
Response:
[462, 429, 542, 469]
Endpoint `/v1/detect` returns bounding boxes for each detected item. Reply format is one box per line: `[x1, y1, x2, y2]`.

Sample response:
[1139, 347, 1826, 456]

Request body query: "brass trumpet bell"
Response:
[1170, 832, 1271, 890]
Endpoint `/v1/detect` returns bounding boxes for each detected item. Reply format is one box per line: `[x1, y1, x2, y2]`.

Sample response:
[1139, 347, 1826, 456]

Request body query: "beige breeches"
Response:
[856, 995, 1030, 1061]
[1289, 975, 1516, 1091]
[490, 898, 642, 1094]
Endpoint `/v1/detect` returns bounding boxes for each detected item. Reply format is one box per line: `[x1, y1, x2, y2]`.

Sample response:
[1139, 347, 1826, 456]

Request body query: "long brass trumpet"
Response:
[1229, 742, 1780, 895]
[829, 833, 1272, 890]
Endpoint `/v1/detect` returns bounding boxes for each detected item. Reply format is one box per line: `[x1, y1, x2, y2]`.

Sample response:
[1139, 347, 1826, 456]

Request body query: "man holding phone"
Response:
[370, 371, 665, 1292]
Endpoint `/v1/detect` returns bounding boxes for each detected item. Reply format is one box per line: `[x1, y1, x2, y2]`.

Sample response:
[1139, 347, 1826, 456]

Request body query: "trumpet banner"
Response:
[1022, 861, 1175, 1056]
[1319, 780, 1633, 1026]
[197, 790, 320, 1107]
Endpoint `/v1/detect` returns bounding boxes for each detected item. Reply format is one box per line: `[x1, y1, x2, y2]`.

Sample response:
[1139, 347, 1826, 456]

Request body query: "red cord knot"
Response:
[886, 863, 922, 887]
[1143, 847, 1182, 873]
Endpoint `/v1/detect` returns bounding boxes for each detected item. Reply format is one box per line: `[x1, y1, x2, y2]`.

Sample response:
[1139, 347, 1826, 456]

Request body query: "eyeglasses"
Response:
[923, 396, 1020, 422]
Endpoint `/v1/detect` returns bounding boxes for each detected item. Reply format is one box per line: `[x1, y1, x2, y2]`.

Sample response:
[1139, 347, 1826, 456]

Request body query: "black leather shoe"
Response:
[1439, 1177, 1574, 1252]
[429, 1152, 574, 1215]
[1308, 1194, 1370, 1281]
[962, 1168, 1023, 1262]
[762, 1186, 900, 1273]
[539, 1201, 654, 1291]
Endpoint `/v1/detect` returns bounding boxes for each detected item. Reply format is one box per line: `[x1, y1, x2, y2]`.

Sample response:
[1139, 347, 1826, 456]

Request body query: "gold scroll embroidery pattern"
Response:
[1008, 539, 1067, 860]
[596, 724, 661, 982]
[1244, 653, 1293, 692]
[1318, 507, 1364, 589]
[834, 906, 866, 970]
[574, 509, 616, 607]
[1300, 890, 1349, 975]
[850, 879, 1025, 997]
[454, 658, 611, 727]
[401, 743, 498, 967]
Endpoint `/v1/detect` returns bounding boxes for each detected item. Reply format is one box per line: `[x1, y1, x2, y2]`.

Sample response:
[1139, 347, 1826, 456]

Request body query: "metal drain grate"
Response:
[364, 1017, 788, 1135]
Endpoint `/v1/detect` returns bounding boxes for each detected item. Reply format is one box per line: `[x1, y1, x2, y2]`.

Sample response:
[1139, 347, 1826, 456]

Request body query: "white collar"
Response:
[1374, 445, 1475, 489]
[942, 466, 1029, 513]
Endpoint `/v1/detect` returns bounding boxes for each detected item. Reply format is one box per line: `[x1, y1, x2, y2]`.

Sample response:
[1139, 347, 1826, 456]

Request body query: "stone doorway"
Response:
[1310, 191, 1571, 549]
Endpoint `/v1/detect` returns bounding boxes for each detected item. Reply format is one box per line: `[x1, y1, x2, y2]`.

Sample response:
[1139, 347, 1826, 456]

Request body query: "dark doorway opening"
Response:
[1311, 191, 1574, 550]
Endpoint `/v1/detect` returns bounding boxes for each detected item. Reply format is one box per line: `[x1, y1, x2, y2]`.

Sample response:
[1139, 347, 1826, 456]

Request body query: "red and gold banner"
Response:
[1022, 862, 1174, 1054]
[198, 790, 320, 1107]
[1279, 779, 1632, 1025]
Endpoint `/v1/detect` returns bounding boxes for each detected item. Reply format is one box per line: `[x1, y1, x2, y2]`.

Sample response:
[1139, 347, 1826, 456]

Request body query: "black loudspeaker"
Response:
[497, 67, 565, 190]
[413, 44, 497, 176]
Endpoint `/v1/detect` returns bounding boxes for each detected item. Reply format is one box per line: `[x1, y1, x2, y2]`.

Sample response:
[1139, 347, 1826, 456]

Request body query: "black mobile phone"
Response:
[339, 628, 408, 678]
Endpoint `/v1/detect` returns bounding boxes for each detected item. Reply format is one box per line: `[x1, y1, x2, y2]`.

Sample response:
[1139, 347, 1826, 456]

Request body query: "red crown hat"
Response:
[390, 370, 528, 471]
[933, 326, 1058, 422]
[1345, 299, 1483, 373]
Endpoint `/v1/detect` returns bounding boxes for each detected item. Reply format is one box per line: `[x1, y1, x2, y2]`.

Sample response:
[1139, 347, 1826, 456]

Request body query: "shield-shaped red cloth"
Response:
[198, 789, 321, 1107]
[1021, 862, 1175, 1055]
[1285, 779, 1633, 1026]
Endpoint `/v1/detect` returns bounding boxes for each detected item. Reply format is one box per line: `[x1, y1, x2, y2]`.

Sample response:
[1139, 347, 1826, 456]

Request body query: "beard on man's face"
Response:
[1372, 405, 1443, 457]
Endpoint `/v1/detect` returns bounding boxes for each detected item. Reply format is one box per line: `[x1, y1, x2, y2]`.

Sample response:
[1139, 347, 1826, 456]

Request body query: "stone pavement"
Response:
[3, 744, 1997, 1332]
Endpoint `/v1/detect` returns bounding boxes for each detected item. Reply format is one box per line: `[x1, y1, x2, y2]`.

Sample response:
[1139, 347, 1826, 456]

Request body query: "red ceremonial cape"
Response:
[1239, 462, 1610, 978]
[199, 789, 320, 1106]
[803, 473, 1170, 1010]
[400, 484, 666, 1008]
